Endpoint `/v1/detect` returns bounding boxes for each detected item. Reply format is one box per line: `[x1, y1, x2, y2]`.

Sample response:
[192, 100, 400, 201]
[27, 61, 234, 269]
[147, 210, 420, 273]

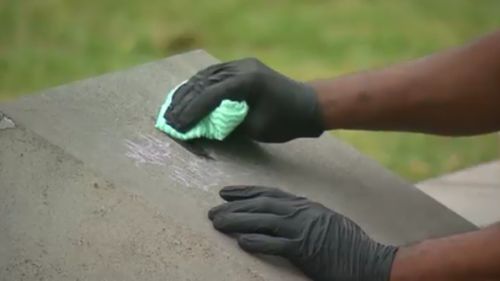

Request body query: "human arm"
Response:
[391, 223, 500, 281]
[209, 186, 500, 281]
[313, 30, 500, 135]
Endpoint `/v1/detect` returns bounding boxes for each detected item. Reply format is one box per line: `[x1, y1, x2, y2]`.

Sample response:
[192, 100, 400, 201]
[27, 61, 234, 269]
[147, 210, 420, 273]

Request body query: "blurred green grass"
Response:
[1, 0, 498, 181]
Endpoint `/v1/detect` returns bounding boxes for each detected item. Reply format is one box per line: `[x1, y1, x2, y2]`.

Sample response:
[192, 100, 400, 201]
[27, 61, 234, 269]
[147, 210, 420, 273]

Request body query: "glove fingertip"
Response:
[174, 115, 198, 133]
[211, 215, 225, 231]
[219, 185, 249, 200]
[237, 234, 261, 253]
[238, 234, 289, 256]
[208, 203, 226, 220]
[163, 107, 193, 133]
[207, 208, 216, 221]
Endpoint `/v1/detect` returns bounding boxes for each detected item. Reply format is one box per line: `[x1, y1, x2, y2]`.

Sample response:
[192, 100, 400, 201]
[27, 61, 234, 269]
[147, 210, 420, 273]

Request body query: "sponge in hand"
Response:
[155, 82, 249, 141]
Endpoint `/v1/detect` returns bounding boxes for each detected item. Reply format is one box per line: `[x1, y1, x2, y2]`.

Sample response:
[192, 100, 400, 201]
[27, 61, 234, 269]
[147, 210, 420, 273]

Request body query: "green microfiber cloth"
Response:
[155, 82, 249, 141]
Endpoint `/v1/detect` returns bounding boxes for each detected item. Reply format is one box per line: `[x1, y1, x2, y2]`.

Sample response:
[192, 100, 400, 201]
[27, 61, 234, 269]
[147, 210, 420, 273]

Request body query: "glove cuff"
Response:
[300, 83, 325, 138]
[365, 245, 399, 281]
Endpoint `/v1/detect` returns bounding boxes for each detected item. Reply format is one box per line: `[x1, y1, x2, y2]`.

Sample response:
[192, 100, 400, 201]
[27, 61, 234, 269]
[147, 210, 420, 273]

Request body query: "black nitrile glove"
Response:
[164, 58, 324, 143]
[209, 186, 398, 281]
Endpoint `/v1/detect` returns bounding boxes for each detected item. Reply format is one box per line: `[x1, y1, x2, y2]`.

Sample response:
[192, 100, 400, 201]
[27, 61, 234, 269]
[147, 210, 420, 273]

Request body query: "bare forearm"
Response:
[390, 224, 500, 281]
[311, 31, 500, 135]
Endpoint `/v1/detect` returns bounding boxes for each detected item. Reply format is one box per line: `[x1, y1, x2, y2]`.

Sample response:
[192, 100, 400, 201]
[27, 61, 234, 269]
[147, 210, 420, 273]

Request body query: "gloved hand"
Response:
[209, 186, 398, 281]
[164, 58, 324, 143]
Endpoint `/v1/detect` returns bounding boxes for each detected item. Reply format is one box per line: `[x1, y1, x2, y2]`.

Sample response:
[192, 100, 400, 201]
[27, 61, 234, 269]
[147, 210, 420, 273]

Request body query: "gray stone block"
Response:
[0, 50, 476, 281]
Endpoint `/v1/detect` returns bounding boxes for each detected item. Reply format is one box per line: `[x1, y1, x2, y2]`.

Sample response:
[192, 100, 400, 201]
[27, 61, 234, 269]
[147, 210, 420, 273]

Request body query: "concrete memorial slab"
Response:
[0, 50, 476, 281]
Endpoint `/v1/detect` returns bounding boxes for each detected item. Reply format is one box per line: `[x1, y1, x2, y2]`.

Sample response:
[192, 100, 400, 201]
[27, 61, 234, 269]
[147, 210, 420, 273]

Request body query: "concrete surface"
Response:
[0, 112, 15, 130]
[0, 50, 477, 281]
[418, 161, 500, 227]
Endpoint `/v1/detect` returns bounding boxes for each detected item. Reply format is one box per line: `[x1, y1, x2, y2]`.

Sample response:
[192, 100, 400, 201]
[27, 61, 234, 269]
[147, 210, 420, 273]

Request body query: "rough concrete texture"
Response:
[0, 112, 15, 130]
[0, 50, 476, 281]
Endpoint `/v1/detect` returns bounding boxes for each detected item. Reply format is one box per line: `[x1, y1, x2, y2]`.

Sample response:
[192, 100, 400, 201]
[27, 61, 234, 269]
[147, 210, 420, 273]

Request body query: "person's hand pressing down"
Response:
[209, 186, 398, 281]
[164, 58, 324, 143]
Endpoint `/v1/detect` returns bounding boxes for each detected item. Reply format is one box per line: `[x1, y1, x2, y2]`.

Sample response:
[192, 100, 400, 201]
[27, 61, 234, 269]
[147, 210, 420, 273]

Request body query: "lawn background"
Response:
[1, 0, 498, 181]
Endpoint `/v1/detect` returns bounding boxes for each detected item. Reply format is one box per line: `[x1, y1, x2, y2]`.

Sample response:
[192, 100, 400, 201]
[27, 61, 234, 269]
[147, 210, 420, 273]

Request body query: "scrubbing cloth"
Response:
[155, 81, 249, 141]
